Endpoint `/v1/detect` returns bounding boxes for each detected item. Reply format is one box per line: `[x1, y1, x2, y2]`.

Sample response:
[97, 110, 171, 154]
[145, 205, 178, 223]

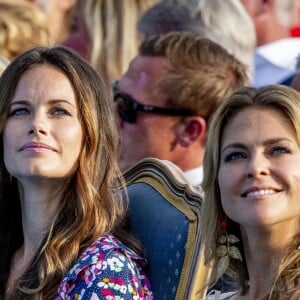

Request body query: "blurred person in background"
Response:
[241, 0, 300, 86]
[138, 0, 256, 81]
[0, 0, 50, 61]
[27, 0, 76, 44]
[62, 0, 158, 87]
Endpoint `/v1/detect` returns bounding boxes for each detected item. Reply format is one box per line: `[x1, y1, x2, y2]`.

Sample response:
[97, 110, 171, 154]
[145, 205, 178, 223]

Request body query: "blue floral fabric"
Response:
[55, 234, 153, 299]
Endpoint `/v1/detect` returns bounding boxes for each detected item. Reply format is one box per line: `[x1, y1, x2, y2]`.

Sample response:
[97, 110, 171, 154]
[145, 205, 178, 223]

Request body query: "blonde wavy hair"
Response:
[0, 46, 128, 299]
[200, 85, 300, 299]
[78, 0, 157, 86]
[0, 0, 50, 60]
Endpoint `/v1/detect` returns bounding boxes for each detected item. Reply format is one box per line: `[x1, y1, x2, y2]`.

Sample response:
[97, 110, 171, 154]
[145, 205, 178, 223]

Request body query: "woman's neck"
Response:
[6, 178, 65, 297]
[18, 178, 64, 249]
[240, 221, 298, 300]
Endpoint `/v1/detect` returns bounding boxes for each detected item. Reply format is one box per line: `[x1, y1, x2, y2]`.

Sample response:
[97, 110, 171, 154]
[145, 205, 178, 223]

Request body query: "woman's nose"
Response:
[28, 112, 48, 135]
[246, 153, 270, 178]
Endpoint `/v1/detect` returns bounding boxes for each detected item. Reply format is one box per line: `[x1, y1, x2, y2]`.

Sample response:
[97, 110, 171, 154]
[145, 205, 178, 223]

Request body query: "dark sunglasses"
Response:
[112, 80, 193, 124]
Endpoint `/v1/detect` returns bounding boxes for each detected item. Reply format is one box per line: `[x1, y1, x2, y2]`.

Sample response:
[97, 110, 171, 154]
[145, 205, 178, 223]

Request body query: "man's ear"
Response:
[176, 116, 206, 147]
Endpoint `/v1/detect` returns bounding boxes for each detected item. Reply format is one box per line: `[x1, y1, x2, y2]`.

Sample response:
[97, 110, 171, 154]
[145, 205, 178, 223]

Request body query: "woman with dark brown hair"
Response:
[0, 46, 152, 299]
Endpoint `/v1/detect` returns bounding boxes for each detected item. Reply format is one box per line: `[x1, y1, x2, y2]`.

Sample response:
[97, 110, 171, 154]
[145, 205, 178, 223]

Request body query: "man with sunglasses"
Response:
[114, 32, 248, 185]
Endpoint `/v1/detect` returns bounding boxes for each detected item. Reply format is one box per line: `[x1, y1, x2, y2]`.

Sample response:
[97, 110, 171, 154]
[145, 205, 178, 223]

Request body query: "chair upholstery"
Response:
[123, 158, 209, 299]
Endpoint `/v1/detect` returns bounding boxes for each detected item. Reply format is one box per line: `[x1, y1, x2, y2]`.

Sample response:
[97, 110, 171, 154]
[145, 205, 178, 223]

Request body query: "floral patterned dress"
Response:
[55, 234, 153, 299]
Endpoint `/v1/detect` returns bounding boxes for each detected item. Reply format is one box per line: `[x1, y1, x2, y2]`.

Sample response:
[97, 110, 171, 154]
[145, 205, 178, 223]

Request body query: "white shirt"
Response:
[256, 38, 300, 70]
[184, 166, 203, 186]
[254, 38, 300, 87]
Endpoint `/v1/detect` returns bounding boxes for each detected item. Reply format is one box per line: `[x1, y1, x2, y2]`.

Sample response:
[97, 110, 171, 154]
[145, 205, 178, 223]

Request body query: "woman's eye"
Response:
[224, 152, 246, 162]
[270, 146, 290, 155]
[10, 108, 30, 116]
[51, 108, 70, 116]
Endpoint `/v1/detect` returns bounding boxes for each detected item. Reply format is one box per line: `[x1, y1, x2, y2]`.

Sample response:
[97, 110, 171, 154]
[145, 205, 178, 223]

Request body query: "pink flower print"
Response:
[110, 278, 125, 286]
[98, 277, 127, 295]
[110, 279, 127, 294]
[101, 288, 114, 296]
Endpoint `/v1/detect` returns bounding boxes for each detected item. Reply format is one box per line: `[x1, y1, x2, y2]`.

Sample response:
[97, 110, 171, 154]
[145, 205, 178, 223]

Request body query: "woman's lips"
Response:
[20, 142, 56, 152]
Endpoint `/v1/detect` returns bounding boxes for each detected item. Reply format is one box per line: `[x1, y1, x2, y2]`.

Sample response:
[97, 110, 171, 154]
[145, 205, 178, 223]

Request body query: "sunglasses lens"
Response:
[115, 94, 136, 123]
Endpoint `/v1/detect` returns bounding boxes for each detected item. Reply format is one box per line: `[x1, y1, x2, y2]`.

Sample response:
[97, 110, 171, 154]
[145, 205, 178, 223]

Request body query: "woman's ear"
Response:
[175, 116, 206, 147]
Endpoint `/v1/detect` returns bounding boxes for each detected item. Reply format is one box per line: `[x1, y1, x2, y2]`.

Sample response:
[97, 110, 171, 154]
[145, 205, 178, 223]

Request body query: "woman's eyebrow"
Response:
[10, 99, 75, 107]
[221, 138, 293, 153]
[47, 99, 75, 107]
[221, 143, 247, 154]
[10, 100, 31, 106]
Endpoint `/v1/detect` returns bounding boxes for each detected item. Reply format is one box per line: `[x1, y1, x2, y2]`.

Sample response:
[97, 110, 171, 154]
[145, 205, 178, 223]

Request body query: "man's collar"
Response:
[184, 166, 203, 186]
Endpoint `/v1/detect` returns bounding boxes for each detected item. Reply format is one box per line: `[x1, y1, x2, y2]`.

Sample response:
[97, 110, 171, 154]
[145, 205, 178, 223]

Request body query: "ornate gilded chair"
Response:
[123, 158, 210, 300]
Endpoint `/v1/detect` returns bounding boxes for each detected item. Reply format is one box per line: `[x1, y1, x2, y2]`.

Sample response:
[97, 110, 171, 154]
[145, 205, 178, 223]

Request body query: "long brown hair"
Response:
[0, 46, 128, 299]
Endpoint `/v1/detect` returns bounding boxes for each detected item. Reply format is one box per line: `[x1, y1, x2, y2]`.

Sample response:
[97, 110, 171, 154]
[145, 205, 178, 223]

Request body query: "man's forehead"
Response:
[128, 55, 169, 75]
[119, 56, 170, 105]
[123, 56, 170, 90]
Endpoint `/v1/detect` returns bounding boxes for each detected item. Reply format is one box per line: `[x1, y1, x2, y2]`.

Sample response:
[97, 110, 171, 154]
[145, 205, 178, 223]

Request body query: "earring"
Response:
[216, 219, 243, 279]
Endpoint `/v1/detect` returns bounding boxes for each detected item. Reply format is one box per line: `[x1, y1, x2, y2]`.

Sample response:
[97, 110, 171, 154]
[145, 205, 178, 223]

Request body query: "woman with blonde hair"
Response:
[62, 0, 158, 87]
[0, 46, 152, 299]
[201, 85, 300, 299]
[0, 0, 50, 60]
[27, 0, 76, 43]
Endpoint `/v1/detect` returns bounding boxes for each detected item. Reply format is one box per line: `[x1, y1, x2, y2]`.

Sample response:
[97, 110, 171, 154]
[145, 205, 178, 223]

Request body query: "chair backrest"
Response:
[123, 158, 210, 299]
